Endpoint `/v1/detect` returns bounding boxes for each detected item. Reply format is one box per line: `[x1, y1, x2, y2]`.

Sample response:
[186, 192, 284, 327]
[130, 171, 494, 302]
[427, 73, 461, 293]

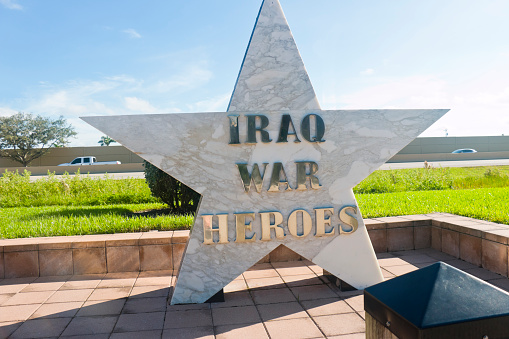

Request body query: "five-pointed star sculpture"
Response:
[83, 0, 448, 304]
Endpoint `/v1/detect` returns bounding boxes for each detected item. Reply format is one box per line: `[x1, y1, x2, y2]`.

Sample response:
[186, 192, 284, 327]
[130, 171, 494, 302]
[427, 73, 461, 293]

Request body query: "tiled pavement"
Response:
[2, 248, 509, 339]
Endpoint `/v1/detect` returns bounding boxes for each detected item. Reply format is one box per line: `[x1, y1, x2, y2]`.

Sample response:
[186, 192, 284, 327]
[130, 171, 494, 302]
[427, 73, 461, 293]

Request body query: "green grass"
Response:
[2, 166, 509, 239]
[0, 170, 158, 207]
[354, 166, 509, 193]
[357, 187, 509, 224]
[0, 203, 194, 239]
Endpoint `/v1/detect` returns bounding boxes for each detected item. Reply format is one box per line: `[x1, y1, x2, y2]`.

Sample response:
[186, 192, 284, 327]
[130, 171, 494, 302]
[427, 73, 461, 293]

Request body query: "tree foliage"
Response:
[98, 136, 116, 146]
[0, 112, 77, 167]
[144, 161, 201, 214]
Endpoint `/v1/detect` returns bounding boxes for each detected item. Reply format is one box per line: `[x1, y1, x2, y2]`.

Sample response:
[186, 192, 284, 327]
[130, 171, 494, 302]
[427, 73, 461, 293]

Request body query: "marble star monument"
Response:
[83, 0, 448, 304]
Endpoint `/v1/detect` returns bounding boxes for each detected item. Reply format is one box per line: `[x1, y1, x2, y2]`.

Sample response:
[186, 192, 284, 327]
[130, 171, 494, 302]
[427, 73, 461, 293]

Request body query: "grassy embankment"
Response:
[1, 166, 509, 239]
[0, 171, 192, 239]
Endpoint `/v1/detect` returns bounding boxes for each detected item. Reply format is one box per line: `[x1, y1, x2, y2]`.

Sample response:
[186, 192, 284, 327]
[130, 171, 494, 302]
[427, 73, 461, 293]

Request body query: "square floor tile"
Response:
[273, 262, 314, 276]
[162, 326, 214, 339]
[246, 277, 285, 290]
[252, 288, 296, 305]
[30, 301, 82, 319]
[224, 279, 248, 293]
[0, 293, 14, 306]
[264, 317, 323, 339]
[76, 299, 126, 317]
[130, 285, 169, 298]
[135, 273, 172, 287]
[0, 321, 22, 338]
[59, 278, 102, 290]
[111, 330, 162, 339]
[46, 289, 93, 303]
[211, 291, 254, 309]
[20, 280, 66, 293]
[243, 267, 279, 279]
[88, 287, 131, 301]
[314, 313, 365, 336]
[282, 274, 323, 287]
[383, 264, 418, 276]
[257, 301, 308, 321]
[61, 316, 118, 336]
[164, 309, 213, 329]
[301, 298, 354, 317]
[0, 304, 40, 322]
[10, 317, 72, 338]
[122, 297, 167, 314]
[343, 295, 364, 312]
[3, 290, 54, 306]
[114, 312, 165, 332]
[290, 285, 337, 301]
[212, 305, 261, 326]
[215, 322, 269, 339]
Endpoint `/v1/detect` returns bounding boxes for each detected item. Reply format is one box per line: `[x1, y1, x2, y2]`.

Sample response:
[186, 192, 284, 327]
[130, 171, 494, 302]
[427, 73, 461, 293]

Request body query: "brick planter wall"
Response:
[1, 213, 509, 279]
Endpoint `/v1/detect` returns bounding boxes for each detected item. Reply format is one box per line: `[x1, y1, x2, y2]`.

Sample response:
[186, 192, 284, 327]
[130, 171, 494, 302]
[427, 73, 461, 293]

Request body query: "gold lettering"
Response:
[296, 162, 321, 190]
[339, 206, 359, 234]
[235, 213, 256, 243]
[237, 163, 268, 193]
[260, 211, 285, 241]
[315, 208, 335, 237]
[202, 214, 229, 244]
[268, 162, 293, 192]
[288, 209, 312, 238]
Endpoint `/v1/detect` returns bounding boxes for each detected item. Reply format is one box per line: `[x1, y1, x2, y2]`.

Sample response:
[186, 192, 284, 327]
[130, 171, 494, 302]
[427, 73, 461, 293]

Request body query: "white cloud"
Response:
[187, 94, 230, 112]
[124, 97, 158, 113]
[321, 64, 509, 138]
[0, 106, 18, 116]
[0, 0, 22, 10]
[150, 66, 213, 93]
[360, 68, 375, 76]
[122, 28, 142, 39]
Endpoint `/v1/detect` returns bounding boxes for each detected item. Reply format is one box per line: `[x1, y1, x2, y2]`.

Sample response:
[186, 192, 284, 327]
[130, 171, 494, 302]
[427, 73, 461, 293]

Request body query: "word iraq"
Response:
[202, 206, 359, 245]
[228, 113, 326, 144]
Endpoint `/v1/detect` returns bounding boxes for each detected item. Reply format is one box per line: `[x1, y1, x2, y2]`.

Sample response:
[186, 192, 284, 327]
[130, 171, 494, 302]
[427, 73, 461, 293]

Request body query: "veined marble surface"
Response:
[83, 0, 449, 304]
[83, 108, 448, 304]
[227, 0, 320, 112]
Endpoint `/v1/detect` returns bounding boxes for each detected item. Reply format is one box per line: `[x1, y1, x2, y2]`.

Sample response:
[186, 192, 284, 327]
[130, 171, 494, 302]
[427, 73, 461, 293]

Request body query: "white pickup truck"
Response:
[58, 156, 121, 166]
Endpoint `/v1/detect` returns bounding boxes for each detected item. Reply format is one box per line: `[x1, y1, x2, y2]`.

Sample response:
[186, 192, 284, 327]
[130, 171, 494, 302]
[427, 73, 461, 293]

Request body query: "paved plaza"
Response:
[1, 248, 509, 338]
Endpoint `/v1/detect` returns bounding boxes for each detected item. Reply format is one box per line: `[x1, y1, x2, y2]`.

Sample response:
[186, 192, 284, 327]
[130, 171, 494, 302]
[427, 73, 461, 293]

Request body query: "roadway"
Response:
[26, 159, 509, 181]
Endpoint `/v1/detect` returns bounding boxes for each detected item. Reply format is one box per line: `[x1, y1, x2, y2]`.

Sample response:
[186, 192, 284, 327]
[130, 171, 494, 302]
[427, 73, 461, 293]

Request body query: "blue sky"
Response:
[1, 0, 508, 146]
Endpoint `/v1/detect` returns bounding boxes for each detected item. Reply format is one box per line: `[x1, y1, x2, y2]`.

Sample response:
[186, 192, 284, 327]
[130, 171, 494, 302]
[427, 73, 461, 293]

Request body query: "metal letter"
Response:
[246, 115, 272, 143]
[339, 206, 359, 235]
[228, 115, 240, 145]
[202, 214, 229, 244]
[296, 162, 322, 190]
[260, 211, 285, 241]
[288, 209, 312, 238]
[301, 114, 326, 142]
[268, 162, 293, 192]
[315, 208, 335, 237]
[237, 163, 268, 193]
[277, 114, 301, 143]
[235, 213, 256, 243]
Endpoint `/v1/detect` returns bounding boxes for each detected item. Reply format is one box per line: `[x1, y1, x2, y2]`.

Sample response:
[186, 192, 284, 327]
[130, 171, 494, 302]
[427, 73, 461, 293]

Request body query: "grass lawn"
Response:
[1, 165, 509, 239]
[0, 204, 193, 239]
[357, 187, 509, 224]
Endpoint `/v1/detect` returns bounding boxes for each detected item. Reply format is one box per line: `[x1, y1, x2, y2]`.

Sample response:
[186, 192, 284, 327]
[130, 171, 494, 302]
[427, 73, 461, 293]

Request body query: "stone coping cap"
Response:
[1, 216, 508, 250]
[0, 230, 186, 251]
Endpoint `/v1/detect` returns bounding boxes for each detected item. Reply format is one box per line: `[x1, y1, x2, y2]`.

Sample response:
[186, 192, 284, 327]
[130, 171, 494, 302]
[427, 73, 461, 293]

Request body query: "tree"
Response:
[0, 112, 77, 167]
[144, 161, 201, 214]
[98, 136, 116, 146]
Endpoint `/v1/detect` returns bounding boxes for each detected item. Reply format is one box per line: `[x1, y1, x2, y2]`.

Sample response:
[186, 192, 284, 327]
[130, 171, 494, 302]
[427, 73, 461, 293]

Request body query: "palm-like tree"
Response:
[98, 136, 116, 146]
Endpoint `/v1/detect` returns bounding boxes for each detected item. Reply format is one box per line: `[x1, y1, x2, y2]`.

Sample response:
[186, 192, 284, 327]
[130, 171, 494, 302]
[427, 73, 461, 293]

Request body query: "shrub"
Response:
[143, 161, 201, 215]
